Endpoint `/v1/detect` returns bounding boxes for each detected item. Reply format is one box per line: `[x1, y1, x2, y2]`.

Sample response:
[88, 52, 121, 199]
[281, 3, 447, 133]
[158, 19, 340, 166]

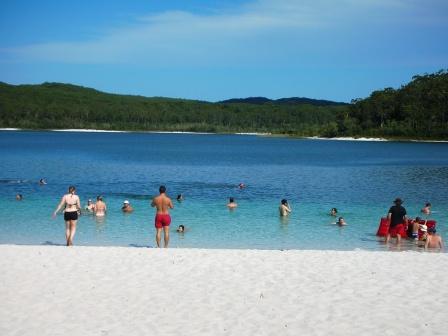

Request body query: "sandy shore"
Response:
[1, 245, 447, 336]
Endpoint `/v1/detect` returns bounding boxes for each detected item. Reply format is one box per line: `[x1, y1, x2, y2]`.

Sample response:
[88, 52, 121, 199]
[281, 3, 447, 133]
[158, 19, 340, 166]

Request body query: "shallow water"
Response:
[0, 130, 447, 251]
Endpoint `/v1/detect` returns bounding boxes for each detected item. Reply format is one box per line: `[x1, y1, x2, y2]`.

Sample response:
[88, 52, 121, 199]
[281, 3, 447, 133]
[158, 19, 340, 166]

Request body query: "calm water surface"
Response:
[0, 131, 447, 251]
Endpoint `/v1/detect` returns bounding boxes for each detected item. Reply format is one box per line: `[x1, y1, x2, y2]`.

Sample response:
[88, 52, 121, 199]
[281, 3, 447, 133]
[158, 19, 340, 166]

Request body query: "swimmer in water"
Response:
[94, 195, 107, 217]
[425, 227, 443, 250]
[39, 178, 47, 185]
[227, 197, 238, 209]
[122, 200, 133, 213]
[176, 194, 184, 202]
[279, 199, 291, 216]
[337, 217, 347, 226]
[16, 194, 23, 201]
[52, 186, 81, 246]
[421, 202, 431, 215]
[176, 225, 185, 233]
[85, 199, 95, 212]
[330, 208, 338, 216]
[238, 183, 246, 189]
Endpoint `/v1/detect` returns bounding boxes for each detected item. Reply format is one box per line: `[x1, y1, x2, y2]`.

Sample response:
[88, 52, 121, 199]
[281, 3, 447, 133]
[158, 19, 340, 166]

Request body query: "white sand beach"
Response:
[1, 246, 447, 336]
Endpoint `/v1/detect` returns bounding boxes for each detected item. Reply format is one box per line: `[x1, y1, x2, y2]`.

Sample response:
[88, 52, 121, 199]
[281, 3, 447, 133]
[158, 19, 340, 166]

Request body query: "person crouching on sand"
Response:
[151, 185, 174, 248]
[279, 199, 291, 216]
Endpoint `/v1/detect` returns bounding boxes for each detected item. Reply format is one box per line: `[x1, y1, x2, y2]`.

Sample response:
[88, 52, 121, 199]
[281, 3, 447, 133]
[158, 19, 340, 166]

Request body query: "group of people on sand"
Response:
[385, 198, 443, 249]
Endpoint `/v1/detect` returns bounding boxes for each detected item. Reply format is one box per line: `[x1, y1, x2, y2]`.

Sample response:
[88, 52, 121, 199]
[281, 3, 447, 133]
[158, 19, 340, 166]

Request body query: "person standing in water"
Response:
[151, 185, 174, 248]
[53, 186, 81, 246]
[279, 199, 292, 216]
[94, 195, 107, 217]
[386, 198, 407, 244]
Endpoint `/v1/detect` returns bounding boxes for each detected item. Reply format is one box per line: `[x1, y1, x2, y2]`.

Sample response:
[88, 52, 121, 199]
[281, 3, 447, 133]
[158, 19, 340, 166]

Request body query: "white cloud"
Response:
[1, 0, 447, 66]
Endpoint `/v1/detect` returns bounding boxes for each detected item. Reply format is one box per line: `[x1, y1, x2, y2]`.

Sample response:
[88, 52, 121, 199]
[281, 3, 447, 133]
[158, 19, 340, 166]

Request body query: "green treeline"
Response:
[0, 69, 447, 139]
[339, 70, 448, 139]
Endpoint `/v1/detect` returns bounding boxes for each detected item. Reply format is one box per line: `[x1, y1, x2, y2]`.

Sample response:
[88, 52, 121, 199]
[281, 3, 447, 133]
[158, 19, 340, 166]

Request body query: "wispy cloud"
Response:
[1, 0, 447, 67]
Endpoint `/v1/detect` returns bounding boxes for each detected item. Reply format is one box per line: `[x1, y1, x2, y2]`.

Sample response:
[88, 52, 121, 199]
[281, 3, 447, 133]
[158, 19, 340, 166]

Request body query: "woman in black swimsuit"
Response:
[53, 186, 81, 246]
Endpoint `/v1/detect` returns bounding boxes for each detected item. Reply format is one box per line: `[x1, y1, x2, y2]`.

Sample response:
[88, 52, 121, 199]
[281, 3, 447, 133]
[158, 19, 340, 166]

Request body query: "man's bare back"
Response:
[425, 233, 443, 249]
[151, 185, 174, 248]
[151, 194, 173, 214]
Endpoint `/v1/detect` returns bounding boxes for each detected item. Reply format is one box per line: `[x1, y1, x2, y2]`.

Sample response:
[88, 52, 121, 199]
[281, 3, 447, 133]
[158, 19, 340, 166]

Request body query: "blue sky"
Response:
[1, 0, 447, 102]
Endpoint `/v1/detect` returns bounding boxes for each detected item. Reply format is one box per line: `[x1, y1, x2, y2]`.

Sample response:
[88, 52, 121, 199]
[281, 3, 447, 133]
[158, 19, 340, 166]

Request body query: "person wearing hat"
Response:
[122, 200, 133, 213]
[425, 227, 443, 249]
[386, 197, 407, 244]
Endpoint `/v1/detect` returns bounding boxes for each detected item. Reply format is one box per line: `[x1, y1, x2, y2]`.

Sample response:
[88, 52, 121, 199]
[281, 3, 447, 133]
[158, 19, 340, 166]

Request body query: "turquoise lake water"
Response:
[0, 130, 447, 251]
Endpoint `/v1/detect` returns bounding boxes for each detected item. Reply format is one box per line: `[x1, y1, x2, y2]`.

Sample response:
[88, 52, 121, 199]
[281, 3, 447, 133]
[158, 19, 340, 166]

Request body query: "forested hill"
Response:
[0, 82, 347, 135]
[0, 69, 447, 139]
[341, 70, 448, 139]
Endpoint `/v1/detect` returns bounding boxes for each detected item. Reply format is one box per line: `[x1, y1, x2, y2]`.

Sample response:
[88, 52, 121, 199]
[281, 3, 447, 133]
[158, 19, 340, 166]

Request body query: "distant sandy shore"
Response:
[1, 128, 448, 142]
[1, 245, 447, 336]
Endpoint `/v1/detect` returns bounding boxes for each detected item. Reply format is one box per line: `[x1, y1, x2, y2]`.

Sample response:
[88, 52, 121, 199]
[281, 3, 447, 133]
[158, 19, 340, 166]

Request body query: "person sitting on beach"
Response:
[176, 225, 185, 233]
[122, 200, 133, 213]
[176, 194, 184, 202]
[15, 194, 23, 201]
[39, 178, 47, 185]
[279, 199, 291, 216]
[330, 208, 338, 216]
[85, 199, 95, 212]
[421, 202, 431, 215]
[94, 195, 107, 217]
[385, 197, 407, 244]
[337, 217, 347, 226]
[425, 227, 443, 250]
[227, 197, 238, 209]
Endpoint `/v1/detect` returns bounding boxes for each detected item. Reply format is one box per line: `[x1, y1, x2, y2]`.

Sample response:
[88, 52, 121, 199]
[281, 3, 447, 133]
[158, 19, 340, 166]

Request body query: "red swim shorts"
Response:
[389, 223, 405, 237]
[155, 214, 171, 229]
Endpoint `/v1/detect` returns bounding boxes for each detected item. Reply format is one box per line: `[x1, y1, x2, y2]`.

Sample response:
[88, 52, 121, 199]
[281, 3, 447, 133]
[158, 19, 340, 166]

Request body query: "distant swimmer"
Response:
[122, 200, 133, 213]
[425, 227, 443, 250]
[176, 224, 185, 233]
[421, 202, 431, 215]
[151, 185, 174, 248]
[39, 178, 47, 185]
[337, 217, 347, 226]
[15, 194, 23, 201]
[238, 183, 246, 189]
[94, 195, 107, 217]
[52, 186, 81, 246]
[279, 199, 291, 216]
[176, 194, 184, 202]
[330, 208, 338, 216]
[227, 197, 238, 209]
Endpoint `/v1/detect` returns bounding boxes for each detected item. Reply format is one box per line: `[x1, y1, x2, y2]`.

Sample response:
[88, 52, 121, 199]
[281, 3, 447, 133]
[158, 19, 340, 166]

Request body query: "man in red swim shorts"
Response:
[151, 185, 174, 247]
[386, 197, 407, 244]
